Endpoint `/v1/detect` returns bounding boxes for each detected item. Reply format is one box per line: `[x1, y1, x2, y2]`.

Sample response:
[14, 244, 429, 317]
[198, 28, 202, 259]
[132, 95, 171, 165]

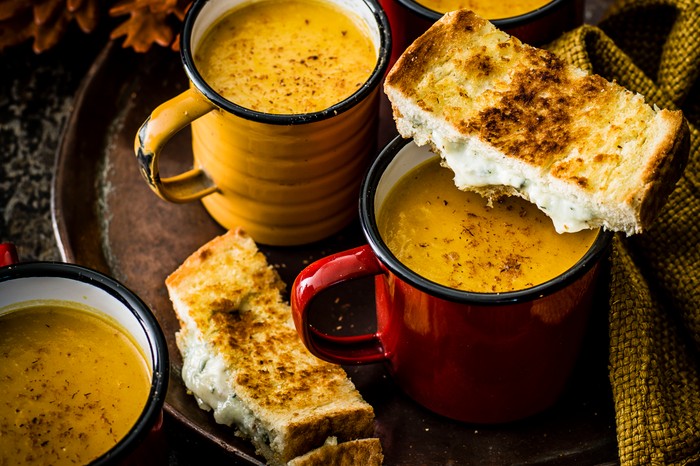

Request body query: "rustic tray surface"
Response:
[53, 40, 619, 465]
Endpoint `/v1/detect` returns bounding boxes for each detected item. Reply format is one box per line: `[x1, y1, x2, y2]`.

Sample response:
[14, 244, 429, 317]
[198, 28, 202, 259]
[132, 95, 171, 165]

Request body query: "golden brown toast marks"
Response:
[166, 228, 378, 466]
[384, 10, 689, 235]
[287, 437, 384, 466]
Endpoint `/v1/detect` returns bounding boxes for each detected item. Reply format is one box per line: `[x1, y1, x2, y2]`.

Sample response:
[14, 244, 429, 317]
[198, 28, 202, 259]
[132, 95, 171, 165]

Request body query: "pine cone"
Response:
[0, 0, 100, 53]
[109, 0, 190, 53]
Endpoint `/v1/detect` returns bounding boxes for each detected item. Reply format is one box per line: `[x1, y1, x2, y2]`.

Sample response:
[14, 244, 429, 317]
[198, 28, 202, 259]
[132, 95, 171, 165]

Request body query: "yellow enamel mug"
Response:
[135, 0, 392, 246]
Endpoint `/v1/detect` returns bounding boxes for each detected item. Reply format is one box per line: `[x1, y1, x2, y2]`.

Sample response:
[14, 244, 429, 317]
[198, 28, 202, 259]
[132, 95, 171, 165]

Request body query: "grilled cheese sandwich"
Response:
[166, 229, 381, 465]
[384, 10, 689, 235]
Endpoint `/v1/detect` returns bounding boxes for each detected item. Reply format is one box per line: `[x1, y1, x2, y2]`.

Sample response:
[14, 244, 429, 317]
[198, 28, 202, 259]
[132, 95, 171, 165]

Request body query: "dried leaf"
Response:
[109, 0, 191, 53]
[66, 0, 84, 12]
[109, 0, 155, 16]
[172, 0, 190, 21]
[171, 30, 180, 51]
[32, 6, 68, 52]
[0, 0, 29, 21]
[1, 0, 187, 54]
[73, 0, 98, 33]
[0, 13, 33, 50]
[32, 0, 63, 26]
[0, 0, 101, 53]
[110, 8, 174, 53]
[146, 0, 177, 14]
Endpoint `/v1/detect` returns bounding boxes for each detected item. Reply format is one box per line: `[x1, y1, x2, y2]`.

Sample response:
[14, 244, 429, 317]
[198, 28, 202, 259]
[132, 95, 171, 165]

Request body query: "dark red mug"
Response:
[0, 244, 169, 465]
[291, 137, 612, 423]
[380, 0, 585, 67]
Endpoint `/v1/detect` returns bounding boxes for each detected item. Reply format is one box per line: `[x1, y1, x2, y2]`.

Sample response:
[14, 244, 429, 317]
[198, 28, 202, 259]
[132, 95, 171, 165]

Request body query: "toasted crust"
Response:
[384, 10, 689, 235]
[287, 437, 384, 466]
[166, 229, 377, 466]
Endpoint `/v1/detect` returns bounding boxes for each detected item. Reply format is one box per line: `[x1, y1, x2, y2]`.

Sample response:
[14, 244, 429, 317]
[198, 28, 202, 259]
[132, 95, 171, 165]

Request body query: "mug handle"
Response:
[291, 244, 388, 365]
[134, 88, 219, 203]
[0, 243, 19, 267]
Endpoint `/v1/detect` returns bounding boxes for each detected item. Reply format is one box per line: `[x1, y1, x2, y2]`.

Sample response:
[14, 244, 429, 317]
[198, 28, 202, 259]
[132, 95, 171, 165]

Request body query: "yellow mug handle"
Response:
[134, 88, 219, 203]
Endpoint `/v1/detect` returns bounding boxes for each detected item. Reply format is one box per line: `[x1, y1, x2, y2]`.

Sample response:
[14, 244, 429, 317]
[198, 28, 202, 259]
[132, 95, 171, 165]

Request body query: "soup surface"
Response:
[378, 157, 599, 293]
[0, 301, 151, 465]
[195, 0, 377, 114]
[417, 0, 552, 18]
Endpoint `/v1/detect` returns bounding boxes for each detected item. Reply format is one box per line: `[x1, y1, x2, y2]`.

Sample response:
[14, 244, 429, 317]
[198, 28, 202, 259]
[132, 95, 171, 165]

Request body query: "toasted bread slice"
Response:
[166, 229, 379, 466]
[384, 10, 689, 235]
[287, 437, 384, 465]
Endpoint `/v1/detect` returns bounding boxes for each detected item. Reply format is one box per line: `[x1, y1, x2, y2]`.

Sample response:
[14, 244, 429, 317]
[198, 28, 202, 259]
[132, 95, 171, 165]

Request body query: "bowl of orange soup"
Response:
[291, 137, 612, 423]
[0, 244, 168, 465]
[380, 0, 583, 65]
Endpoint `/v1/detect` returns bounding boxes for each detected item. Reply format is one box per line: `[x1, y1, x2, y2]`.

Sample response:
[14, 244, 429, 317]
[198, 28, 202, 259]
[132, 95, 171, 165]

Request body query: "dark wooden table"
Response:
[0, 1, 616, 464]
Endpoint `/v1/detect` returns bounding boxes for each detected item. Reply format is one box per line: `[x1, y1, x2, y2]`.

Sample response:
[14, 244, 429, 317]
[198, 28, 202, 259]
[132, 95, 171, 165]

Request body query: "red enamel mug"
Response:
[291, 137, 612, 424]
[380, 0, 585, 67]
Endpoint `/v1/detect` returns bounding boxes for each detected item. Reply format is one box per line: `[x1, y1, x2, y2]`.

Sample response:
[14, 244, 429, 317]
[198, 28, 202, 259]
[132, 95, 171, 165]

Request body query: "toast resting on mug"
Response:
[384, 9, 690, 235]
[165, 228, 381, 466]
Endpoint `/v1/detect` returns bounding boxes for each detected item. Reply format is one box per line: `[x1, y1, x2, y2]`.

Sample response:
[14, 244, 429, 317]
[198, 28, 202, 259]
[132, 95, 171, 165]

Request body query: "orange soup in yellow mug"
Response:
[135, 0, 391, 246]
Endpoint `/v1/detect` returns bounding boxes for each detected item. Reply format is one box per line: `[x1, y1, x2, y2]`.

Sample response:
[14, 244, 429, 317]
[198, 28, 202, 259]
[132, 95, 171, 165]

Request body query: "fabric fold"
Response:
[547, 0, 700, 463]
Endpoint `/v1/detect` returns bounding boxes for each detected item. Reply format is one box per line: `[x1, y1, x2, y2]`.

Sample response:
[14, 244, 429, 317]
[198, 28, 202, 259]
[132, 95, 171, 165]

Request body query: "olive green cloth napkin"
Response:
[547, 0, 700, 464]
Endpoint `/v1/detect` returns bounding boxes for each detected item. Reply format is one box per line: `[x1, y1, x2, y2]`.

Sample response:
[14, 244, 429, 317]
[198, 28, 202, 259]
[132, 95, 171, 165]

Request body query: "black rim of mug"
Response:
[394, 0, 571, 26]
[359, 136, 614, 306]
[180, 0, 392, 125]
[0, 262, 169, 465]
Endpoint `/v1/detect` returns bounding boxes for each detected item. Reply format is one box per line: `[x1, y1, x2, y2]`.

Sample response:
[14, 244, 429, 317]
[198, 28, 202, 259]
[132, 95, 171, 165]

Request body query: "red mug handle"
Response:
[0, 243, 18, 267]
[291, 244, 388, 365]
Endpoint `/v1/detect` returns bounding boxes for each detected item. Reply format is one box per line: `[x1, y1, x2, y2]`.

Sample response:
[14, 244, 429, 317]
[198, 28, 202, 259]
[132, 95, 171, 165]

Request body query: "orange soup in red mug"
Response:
[291, 137, 611, 423]
[378, 155, 599, 293]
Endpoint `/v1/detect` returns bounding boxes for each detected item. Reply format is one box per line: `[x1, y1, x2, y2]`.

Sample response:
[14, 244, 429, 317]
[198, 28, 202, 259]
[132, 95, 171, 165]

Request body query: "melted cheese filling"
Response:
[434, 134, 597, 233]
[178, 328, 262, 433]
[177, 326, 278, 456]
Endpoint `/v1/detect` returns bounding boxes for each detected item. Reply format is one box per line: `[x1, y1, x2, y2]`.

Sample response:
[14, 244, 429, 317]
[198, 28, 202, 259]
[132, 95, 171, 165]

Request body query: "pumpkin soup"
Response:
[378, 157, 598, 293]
[0, 301, 151, 465]
[416, 0, 553, 18]
[194, 0, 377, 114]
